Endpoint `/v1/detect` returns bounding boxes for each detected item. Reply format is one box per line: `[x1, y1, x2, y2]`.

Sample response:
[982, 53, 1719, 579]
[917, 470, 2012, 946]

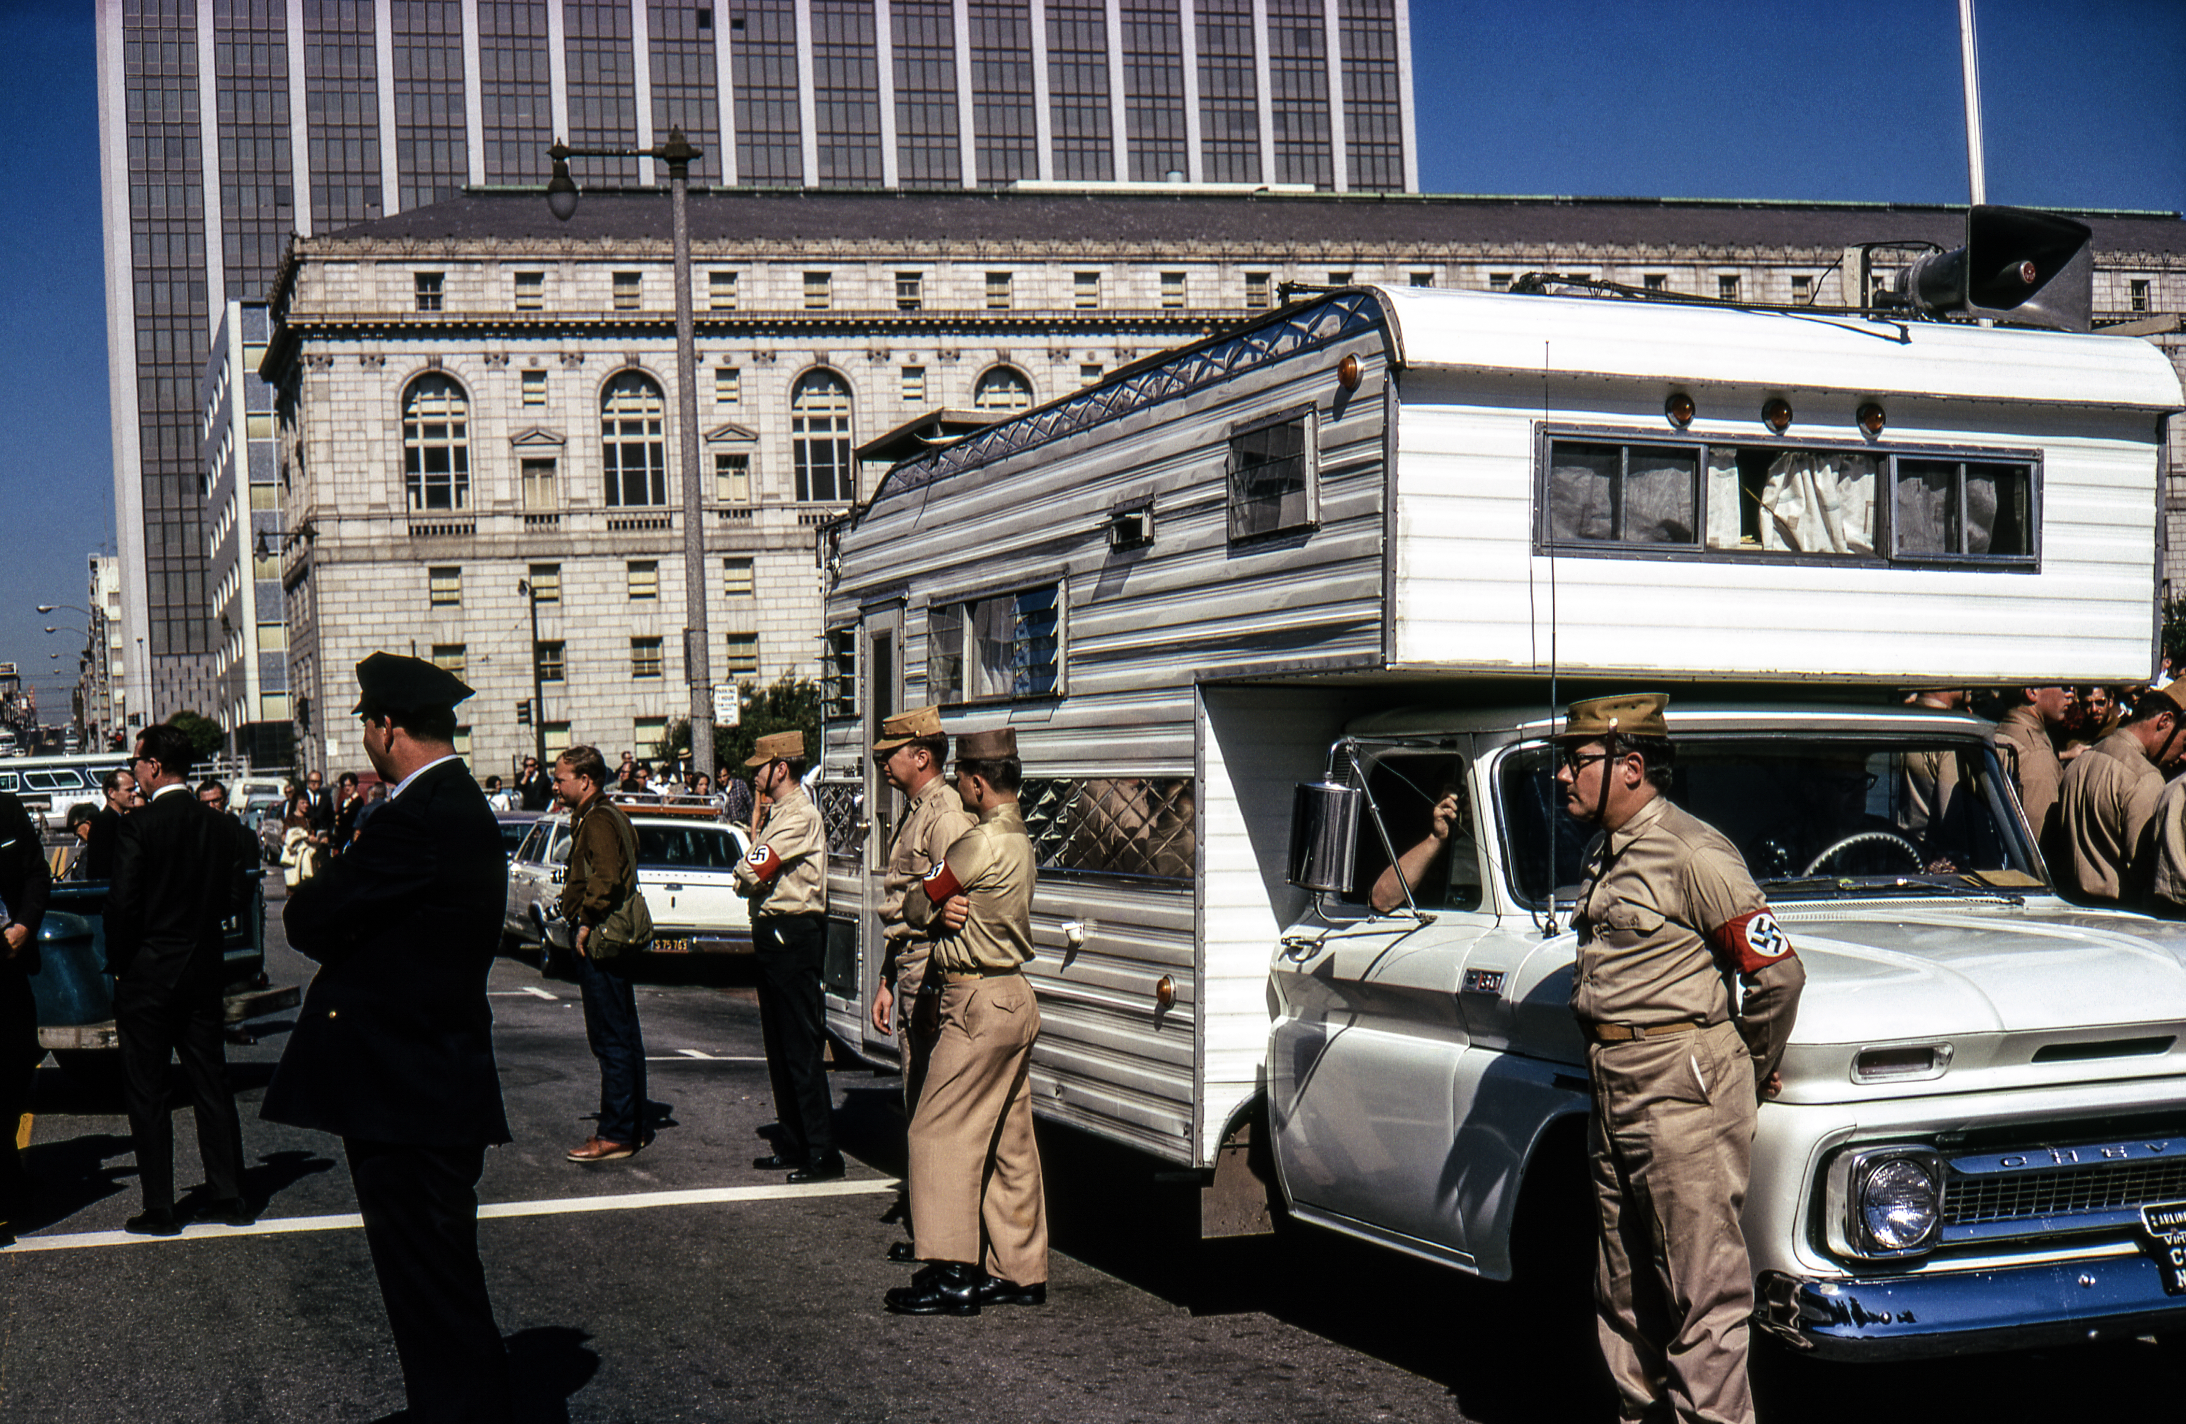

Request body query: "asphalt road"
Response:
[4, 880, 2182, 1422]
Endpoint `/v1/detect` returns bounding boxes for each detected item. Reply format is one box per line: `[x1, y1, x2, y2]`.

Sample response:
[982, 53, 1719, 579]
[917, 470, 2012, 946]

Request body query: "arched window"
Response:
[601, 371, 667, 507]
[972, 366, 1034, 414]
[401, 373, 470, 511]
[791, 370, 853, 503]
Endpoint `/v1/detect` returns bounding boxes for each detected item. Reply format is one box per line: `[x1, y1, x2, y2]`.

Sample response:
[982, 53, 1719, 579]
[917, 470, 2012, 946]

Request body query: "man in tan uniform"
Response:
[883, 728, 1048, 1316]
[1992, 686, 2070, 855]
[1557, 694, 1804, 1424]
[867, 706, 974, 1262]
[732, 730, 838, 1182]
[2055, 688, 2184, 906]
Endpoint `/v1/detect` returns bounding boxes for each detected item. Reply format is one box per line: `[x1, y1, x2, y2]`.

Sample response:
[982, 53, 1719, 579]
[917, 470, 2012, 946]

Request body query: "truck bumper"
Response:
[37, 983, 302, 1052]
[1758, 1255, 2186, 1360]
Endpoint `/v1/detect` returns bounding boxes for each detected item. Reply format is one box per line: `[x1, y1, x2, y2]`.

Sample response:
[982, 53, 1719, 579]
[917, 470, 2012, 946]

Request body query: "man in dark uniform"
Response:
[263, 653, 514, 1424]
[0, 789, 51, 1243]
[106, 722, 256, 1236]
[1556, 694, 1804, 1424]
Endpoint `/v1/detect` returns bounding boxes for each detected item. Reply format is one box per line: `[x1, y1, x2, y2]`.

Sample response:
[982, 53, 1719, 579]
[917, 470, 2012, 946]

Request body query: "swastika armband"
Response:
[745, 843, 784, 885]
[1712, 909, 1794, 974]
[920, 859, 962, 903]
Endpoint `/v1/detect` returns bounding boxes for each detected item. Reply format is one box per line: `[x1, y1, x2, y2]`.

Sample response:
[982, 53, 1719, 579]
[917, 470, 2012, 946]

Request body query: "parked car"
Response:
[495, 810, 543, 862]
[503, 799, 753, 974]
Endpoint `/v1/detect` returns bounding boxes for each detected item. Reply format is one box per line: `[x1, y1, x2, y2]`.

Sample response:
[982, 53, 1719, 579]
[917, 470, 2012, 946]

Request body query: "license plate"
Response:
[654, 937, 693, 954]
[2136, 1201, 2186, 1296]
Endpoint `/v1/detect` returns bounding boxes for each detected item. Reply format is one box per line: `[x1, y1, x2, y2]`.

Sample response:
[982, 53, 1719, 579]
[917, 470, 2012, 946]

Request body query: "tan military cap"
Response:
[742, 729, 807, 767]
[1556, 693, 1670, 742]
[872, 704, 944, 753]
[956, 727, 1018, 761]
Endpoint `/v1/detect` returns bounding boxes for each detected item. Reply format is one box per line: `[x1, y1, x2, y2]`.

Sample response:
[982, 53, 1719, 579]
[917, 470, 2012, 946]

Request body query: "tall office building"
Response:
[95, 1, 1420, 721]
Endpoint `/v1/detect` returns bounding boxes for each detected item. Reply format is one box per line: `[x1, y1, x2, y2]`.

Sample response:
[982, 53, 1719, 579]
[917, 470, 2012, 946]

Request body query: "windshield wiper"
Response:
[1762, 873, 2036, 902]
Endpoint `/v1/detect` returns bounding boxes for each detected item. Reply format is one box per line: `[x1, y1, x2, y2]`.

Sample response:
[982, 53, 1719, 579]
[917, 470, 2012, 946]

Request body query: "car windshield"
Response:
[634, 824, 739, 870]
[1495, 734, 2042, 904]
[498, 821, 531, 855]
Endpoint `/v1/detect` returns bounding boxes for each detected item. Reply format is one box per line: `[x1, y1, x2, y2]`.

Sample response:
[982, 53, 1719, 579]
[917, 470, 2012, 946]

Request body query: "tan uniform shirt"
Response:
[1993, 703, 2064, 850]
[1572, 795, 1805, 1087]
[906, 800, 1035, 975]
[2057, 727, 2164, 902]
[879, 776, 975, 983]
[733, 783, 827, 916]
[2148, 774, 2186, 908]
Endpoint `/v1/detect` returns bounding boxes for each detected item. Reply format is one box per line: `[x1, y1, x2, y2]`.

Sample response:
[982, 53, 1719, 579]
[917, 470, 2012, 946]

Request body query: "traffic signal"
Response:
[1894, 205, 2093, 331]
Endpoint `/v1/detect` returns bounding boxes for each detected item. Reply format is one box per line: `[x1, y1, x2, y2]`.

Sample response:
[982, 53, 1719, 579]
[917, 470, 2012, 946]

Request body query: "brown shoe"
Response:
[566, 1136, 636, 1163]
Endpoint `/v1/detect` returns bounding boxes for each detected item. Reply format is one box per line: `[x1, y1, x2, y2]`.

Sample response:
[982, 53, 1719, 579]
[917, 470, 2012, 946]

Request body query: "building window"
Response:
[972, 367, 1034, 414]
[825, 626, 856, 719]
[2130, 279, 2150, 313]
[1244, 272, 1271, 310]
[722, 631, 759, 676]
[514, 271, 544, 310]
[1073, 271, 1100, 309]
[627, 560, 658, 600]
[986, 271, 1013, 310]
[1791, 274, 1812, 303]
[804, 270, 832, 310]
[430, 643, 467, 676]
[453, 726, 472, 756]
[401, 374, 470, 511]
[527, 563, 561, 603]
[521, 369, 546, 408]
[1327, 270, 1352, 286]
[543, 719, 570, 745]
[709, 270, 739, 310]
[1080, 363, 1104, 385]
[535, 640, 566, 682]
[901, 365, 927, 404]
[1489, 272, 1513, 292]
[723, 557, 755, 599]
[896, 271, 923, 311]
[1643, 273, 1668, 291]
[1160, 271, 1186, 309]
[928, 584, 1061, 702]
[250, 483, 280, 510]
[1228, 406, 1319, 542]
[414, 271, 444, 311]
[428, 566, 461, 608]
[521, 458, 558, 510]
[601, 371, 668, 507]
[1409, 271, 1434, 288]
[715, 366, 740, 405]
[612, 271, 642, 310]
[714, 452, 751, 503]
[791, 370, 853, 503]
[253, 552, 280, 581]
[257, 622, 287, 652]
[635, 716, 667, 754]
[630, 636, 663, 679]
[1718, 274, 1741, 301]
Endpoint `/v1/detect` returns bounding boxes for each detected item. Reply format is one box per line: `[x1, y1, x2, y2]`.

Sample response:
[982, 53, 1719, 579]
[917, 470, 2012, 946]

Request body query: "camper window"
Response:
[825, 627, 857, 719]
[1547, 442, 1699, 545]
[1228, 407, 1319, 542]
[1894, 459, 2033, 560]
[927, 584, 1063, 703]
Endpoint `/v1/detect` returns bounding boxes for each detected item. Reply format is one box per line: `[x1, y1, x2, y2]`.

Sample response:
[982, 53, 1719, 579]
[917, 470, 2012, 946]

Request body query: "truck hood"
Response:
[1777, 898, 2186, 1043]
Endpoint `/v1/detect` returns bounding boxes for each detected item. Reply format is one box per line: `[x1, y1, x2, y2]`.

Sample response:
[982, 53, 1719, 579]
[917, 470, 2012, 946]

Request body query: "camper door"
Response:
[855, 604, 904, 1057]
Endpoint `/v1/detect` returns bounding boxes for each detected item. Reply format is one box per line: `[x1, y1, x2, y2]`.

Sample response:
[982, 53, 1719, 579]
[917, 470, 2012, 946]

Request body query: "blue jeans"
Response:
[577, 951, 647, 1146]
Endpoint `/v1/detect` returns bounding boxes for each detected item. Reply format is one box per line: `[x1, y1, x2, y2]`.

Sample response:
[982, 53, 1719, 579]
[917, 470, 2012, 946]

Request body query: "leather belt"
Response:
[1588, 1018, 1712, 1043]
[942, 966, 1023, 984]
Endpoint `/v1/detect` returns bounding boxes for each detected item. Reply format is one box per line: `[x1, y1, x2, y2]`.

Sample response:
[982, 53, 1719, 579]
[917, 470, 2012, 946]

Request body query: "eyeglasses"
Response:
[130, 753, 154, 766]
[1558, 749, 1615, 773]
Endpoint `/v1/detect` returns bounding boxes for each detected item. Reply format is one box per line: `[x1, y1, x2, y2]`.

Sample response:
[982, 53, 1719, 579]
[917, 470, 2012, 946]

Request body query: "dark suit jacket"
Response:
[81, 807, 122, 881]
[104, 786, 251, 993]
[263, 759, 512, 1147]
[0, 793, 52, 977]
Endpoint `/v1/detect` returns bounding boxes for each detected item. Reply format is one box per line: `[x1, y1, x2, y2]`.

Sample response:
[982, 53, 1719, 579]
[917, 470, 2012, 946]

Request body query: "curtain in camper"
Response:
[1756, 450, 1878, 556]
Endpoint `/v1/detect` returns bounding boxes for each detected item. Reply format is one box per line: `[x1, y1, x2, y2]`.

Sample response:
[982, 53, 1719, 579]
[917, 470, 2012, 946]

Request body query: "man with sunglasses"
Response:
[1555, 693, 1803, 1424]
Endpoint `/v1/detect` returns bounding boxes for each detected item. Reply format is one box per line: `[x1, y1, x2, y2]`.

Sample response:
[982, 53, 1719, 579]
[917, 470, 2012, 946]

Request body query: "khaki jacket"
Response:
[879, 776, 976, 983]
[734, 783, 827, 916]
[1993, 703, 2064, 851]
[1572, 795, 1805, 1092]
[906, 800, 1035, 975]
[2058, 728, 2166, 903]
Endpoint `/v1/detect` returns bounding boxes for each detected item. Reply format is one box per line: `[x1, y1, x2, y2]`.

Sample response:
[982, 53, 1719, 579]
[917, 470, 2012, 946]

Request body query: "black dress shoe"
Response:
[973, 1275, 1047, 1307]
[884, 1262, 981, 1316]
[886, 1240, 919, 1263]
[752, 1153, 806, 1171]
[123, 1210, 182, 1237]
[204, 1198, 258, 1228]
[787, 1154, 845, 1183]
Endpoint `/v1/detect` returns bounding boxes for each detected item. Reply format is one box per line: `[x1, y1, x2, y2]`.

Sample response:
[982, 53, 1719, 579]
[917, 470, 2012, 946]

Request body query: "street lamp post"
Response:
[518, 579, 546, 769]
[545, 129, 715, 782]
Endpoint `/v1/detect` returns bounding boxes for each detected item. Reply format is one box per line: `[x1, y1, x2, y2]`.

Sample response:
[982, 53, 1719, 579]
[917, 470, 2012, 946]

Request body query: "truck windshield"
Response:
[1496, 736, 2041, 904]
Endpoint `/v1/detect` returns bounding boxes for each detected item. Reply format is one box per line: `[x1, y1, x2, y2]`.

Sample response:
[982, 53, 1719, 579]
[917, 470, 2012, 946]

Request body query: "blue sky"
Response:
[2, 0, 2181, 720]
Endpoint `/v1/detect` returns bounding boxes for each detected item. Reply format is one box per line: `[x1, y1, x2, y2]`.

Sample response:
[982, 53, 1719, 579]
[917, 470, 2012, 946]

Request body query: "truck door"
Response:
[855, 603, 904, 1058]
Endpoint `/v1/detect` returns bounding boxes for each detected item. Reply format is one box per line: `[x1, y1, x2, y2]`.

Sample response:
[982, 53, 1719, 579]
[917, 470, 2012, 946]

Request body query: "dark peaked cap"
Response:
[352, 650, 476, 716]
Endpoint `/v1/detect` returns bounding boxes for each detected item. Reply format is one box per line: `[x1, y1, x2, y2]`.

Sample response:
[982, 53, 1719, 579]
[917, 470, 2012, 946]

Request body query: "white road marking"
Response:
[521, 985, 558, 1000]
[2, 1177, 900, 1254]
[644, 1052, 766, 1063]
[677, 1048, 715, 1058]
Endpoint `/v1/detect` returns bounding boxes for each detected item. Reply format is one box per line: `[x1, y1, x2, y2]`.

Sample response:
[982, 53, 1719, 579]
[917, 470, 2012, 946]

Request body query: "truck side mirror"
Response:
[1289, 782, 1362, 894]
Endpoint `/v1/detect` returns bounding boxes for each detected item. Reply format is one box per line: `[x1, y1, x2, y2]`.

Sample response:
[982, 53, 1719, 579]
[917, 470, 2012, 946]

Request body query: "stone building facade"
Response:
[263, 187, 2186, 778]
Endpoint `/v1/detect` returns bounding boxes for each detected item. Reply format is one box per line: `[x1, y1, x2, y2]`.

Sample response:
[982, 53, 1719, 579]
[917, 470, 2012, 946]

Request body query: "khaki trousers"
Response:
[907, 973, 1048, 1286]
[1588, 1020, 1758, 1424]
[894, 941, 936, 1115]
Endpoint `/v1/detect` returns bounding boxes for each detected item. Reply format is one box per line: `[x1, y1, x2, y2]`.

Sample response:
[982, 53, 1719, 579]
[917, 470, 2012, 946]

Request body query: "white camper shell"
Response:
[819, 284, 2186, 1357]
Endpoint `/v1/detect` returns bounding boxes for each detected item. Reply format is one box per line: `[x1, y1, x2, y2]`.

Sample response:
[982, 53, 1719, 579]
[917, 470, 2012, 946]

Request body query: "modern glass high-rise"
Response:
[95, 1, 1419, 716]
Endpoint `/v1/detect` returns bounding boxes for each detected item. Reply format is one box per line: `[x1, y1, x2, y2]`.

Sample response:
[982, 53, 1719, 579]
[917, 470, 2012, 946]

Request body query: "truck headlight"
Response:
[1842, 1147, 1942, 1257]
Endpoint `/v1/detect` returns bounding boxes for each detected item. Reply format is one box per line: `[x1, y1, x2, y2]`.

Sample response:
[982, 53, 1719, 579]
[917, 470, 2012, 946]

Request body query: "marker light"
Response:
[1762, 398, 1794, 434]
[1665, 392, 1695, 429]
[1857, 402, 1887, 437]
[1337, 354, 1361, 391]
[1155, 975, 1176, 1010]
